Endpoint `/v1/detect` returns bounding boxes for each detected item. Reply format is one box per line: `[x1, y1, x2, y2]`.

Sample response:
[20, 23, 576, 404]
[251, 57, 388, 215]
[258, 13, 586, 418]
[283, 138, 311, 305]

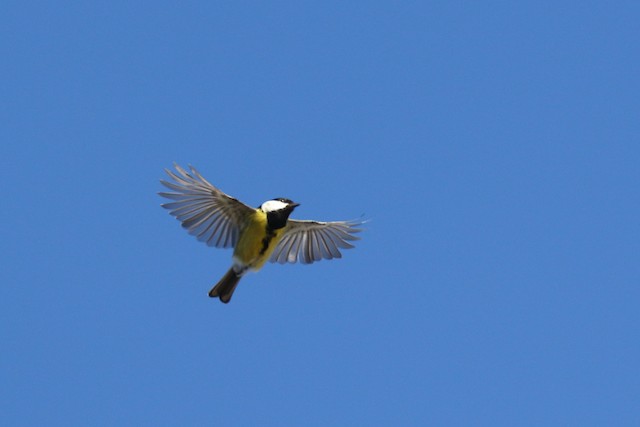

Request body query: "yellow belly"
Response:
[233, 210, 286, 271]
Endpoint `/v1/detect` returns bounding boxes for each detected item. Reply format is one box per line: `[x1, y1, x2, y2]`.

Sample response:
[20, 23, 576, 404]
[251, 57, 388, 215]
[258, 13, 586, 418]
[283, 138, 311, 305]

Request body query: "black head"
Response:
[260, 198, 300, 229]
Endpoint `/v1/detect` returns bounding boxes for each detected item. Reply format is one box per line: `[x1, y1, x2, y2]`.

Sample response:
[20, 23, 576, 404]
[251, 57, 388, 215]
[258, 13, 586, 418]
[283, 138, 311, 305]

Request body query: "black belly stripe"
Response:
[259, 227, 277, 256]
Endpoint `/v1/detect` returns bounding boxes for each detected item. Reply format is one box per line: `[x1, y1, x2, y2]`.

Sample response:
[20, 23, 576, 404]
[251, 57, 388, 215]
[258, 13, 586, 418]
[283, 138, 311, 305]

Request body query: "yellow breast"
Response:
[233, 210, 286, 271]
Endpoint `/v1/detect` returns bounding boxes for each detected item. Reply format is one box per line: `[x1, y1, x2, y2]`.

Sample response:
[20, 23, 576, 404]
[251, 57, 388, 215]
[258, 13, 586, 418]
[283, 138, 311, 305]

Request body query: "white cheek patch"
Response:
[261, 200, 288, 212]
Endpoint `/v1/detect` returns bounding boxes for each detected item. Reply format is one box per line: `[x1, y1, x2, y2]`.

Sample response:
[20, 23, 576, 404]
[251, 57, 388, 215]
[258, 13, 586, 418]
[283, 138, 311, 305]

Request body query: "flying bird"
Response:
[159, 164, 364, 303]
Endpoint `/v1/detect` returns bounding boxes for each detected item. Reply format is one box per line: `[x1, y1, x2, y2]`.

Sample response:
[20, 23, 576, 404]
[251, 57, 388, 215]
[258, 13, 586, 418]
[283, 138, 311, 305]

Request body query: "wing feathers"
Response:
[270, 219, 364, 265]
[159, 164, 254, 249]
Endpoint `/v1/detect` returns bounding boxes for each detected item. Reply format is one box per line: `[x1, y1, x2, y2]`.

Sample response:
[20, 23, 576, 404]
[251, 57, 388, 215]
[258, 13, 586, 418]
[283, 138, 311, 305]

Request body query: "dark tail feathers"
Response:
[209, 268, 242, 303]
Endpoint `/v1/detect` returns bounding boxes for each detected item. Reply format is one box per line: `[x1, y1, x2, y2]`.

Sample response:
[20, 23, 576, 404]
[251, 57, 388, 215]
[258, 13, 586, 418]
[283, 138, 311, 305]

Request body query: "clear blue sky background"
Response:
[2, 2, 639, 426]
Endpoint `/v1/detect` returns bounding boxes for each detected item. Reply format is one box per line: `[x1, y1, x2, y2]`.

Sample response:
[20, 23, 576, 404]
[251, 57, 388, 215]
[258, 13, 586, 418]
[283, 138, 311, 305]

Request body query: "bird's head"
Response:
[260, 198, 300, 213]
[260, 198, 300, 229]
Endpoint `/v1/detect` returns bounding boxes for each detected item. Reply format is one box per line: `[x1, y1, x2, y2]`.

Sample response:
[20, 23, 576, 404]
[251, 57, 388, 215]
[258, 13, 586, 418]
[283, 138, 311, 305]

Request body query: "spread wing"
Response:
[159, 164, 255, 248]
[270, 219, 364, 264]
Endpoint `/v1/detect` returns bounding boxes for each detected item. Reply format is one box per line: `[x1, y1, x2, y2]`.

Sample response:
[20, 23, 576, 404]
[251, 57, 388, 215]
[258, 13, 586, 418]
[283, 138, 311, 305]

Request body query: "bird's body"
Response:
[208, 202, 294, 302]
[233, 208, 281, 271]
[159, 164, 363, 303]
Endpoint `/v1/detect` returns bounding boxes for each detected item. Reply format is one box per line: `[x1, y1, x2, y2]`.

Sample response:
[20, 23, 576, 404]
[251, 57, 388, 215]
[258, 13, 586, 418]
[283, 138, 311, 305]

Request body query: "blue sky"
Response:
[2, 1, 639, 425]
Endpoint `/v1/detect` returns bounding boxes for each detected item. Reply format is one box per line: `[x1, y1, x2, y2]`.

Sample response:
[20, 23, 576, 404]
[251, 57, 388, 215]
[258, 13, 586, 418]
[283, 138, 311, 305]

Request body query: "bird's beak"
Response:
[290, 202, 300, 208]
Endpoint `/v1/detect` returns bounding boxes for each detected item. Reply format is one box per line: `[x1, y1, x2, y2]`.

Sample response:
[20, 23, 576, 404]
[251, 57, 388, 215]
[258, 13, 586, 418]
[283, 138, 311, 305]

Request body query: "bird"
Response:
[159, 164, 364, 303]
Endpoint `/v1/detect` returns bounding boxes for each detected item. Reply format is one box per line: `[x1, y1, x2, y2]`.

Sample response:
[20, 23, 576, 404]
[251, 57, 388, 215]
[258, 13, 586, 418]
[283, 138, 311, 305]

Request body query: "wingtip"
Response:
[355, 215, 370, 224]
[164, 162, 181, 175]
[349, 215, 369, 231]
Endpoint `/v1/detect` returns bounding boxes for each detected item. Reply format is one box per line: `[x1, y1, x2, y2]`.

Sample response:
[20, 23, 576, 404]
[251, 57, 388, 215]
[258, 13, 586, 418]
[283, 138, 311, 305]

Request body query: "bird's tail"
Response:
[209, 268, 242, 303]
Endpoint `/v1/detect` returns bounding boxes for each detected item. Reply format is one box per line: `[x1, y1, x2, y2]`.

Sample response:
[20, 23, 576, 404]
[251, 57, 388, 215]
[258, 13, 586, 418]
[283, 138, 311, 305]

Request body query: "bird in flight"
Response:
[159, 164, 364, 303]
